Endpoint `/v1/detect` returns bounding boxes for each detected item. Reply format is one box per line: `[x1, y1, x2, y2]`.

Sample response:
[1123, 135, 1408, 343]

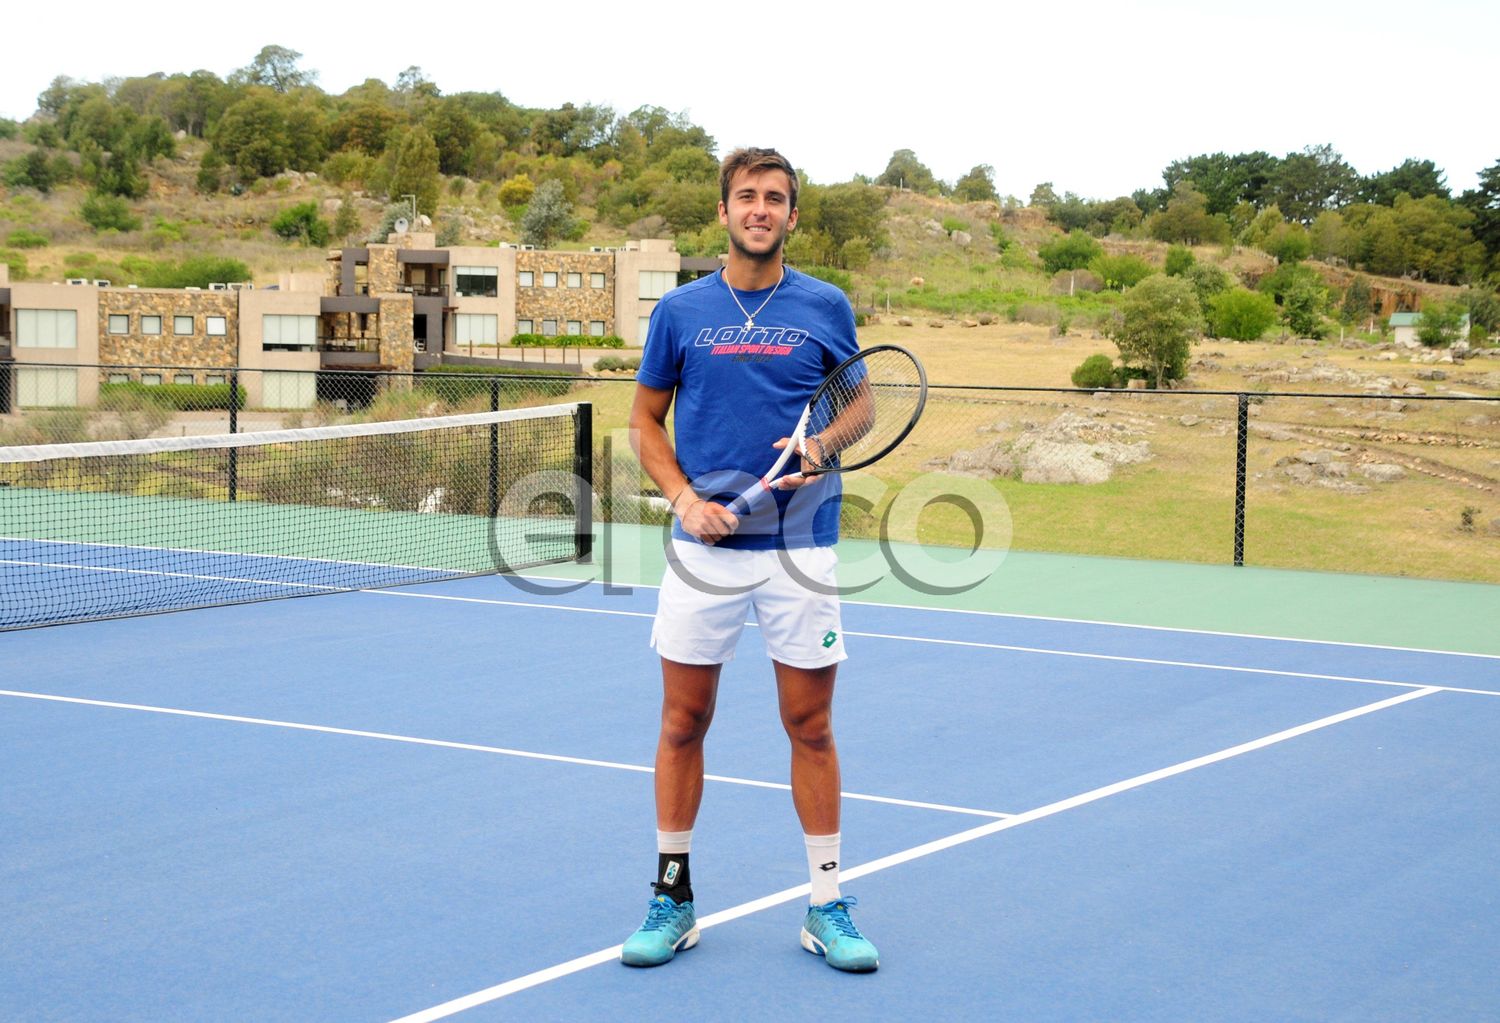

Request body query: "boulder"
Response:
[1360, 464, 1406, 483]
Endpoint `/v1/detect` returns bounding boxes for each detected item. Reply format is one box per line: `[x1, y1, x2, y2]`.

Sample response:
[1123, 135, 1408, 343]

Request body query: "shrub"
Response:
[799, 264, 853, 292]
[1071, 354, 1117, 389]
[510, 333, 625, 349]
[99, 381, 245, 411]
[1207, 289, 1278, 341]
[271, 201, 330, 246]
[141, 256, 252, 289]
[593, 356, 642, 373]
[1039, 230, 1102, 273]
[6, 229, 48, 249]
[1164, 245, 1195, 276]
[79, 192, 141, 232]
[941, 216, 969, 234]
[1090, 253, 1155, 291]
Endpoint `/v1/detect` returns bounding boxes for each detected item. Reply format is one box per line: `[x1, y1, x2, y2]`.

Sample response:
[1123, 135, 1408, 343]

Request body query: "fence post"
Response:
[488, 376, 501, 519]
[1233, 393, 1248, 566]
[228, 369, 239, 503]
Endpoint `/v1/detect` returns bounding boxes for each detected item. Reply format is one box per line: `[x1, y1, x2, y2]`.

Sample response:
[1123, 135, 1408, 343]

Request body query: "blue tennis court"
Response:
[4, 523, 1497, 1022]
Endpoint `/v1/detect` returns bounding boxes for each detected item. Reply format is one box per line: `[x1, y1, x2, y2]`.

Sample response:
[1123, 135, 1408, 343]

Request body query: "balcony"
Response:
[318, 335, 381, 353]
[397, 282, 447, 297]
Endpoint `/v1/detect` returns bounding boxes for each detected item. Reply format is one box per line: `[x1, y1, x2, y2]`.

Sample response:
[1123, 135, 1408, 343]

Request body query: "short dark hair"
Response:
[719, 147, 799, 210]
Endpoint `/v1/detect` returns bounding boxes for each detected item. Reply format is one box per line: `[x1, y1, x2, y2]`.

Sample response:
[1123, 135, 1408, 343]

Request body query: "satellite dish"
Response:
[394, 217, 410, 234]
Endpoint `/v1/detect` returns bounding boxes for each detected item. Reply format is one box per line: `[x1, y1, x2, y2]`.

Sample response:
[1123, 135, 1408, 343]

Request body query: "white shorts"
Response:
[650, 540, 847, 669]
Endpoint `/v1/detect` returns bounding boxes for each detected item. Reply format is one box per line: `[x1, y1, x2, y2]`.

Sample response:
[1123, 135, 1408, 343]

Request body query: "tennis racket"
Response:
[727, 344, 927, 516]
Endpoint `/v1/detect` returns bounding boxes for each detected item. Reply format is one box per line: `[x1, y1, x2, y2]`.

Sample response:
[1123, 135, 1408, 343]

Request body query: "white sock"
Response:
[805, 832, 841, 905]
[657, 829, 692, 854]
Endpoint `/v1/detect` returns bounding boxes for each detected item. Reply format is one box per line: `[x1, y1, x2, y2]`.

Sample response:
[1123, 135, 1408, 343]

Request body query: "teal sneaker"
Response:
[621, 892, 699, 967]
[801, 896, 879, 972]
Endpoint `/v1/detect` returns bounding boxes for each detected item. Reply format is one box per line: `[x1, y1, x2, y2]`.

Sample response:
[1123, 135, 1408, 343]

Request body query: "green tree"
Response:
[1039, 230, 1102, 273]
[1281, 276, 1328, 338]
[1390, 193, 1483, 283]
[211, 93, 292, 179]
[1341, 276, 1373, 325]
[1182, 262, 1232, 306]
[332, 198, 360, 242]
[1457, 160, 1500, 276]
[521, 179, 573, 248]
[1029, 181, 1059, 209]
[1262, 221, 1312, 264]
[1162, 151, 1279, 215]
[876, 149, 938, 194]
[3, 150, 56, 193]
[1207, 289, 1278, 341]
[1149, 183, 1228, 245]
[496, 173, 535, 207]
[1360, 158, 1449, 206]
[1263, 143, 1358, 224]
[1107, 274, 1203, 388]
[330, 104, 399, 156]
[953, 164, 998, 203]
[1415, 299, 1467, 347]
[238, 45, 317, 92]
[386, 125, 441, 216]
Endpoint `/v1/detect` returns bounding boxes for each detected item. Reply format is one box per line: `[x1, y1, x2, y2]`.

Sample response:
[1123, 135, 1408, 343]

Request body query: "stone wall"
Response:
[368, 247, 401, 295]
[516, 252, 615, 334]
[99, 289, 239, 369]
[377, 294, 415, 374]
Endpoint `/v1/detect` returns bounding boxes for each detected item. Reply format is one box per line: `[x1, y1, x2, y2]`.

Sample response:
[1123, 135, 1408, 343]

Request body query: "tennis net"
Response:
[0, 402, 592, 630]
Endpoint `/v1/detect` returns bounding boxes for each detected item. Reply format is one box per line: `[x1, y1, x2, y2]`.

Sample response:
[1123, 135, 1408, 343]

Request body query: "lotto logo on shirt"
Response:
[692, 325, 808, 356]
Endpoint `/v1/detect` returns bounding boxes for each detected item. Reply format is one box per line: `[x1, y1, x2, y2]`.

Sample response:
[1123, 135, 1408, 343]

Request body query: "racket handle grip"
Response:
[726, 477, 773, 518]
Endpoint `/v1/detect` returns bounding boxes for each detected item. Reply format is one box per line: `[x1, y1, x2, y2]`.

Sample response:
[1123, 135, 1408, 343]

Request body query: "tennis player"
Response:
[622, 147, 879, 972]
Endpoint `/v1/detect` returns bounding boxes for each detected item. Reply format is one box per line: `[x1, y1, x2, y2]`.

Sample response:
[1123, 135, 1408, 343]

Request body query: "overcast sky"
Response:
[3, 0, 1495, 200]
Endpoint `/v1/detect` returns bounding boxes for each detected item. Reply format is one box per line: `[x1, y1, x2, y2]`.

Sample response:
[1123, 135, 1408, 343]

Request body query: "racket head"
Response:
[799, 344, 927, 475]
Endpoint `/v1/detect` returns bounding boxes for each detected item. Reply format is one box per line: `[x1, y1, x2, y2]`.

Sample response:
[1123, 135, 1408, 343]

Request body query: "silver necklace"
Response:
[723, 268, 784, 328]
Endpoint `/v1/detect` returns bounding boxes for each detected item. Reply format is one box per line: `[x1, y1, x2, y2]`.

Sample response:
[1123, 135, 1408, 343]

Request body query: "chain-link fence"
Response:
[3, 362, 1497, 583]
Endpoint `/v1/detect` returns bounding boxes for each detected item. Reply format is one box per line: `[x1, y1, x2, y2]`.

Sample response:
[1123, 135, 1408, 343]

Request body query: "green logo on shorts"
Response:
[821, 630, 838, 649]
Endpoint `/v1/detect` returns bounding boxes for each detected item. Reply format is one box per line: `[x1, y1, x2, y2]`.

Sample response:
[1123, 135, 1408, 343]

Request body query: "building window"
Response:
[206, 316, 228, 337]
[519, 271, 534, 287]
[590, 272, 606, 289]
[541, 319, 557, 336]
[638, 315, 652, 339]
[543, 271, 558, 288]
[17, 367, 79, 407]
[108, 373, 130, 384]
[174, 374, 194, 385]
[16, 309, 79, 349]
[564, 320, 580, 336]
[590, 320, 605, 337]
[205, 374, 226, 386]
[262, 314, 317, 351]
[263, 371, 316, 409]
[174, 315, 194, 335]
[108, 314, 130, 335]
[639, 270, 676, 300]
[517, 319, 533, 334]
[455, 265, 499, 298]
[141, 315, 162, 336]
[141, 374, 162, 386]
[567, 272, 582, 288]
[455, 313, 498, 347]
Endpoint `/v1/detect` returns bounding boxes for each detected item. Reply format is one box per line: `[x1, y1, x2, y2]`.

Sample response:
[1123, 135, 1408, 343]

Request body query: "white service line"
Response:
[387, 684, 1443, 1023]
[371, 589, 1500, 697]
[0, 689, 1009, 820]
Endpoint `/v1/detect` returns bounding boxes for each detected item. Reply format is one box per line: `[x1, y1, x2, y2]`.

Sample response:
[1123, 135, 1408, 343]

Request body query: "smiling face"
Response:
[718, 166, 799, 265]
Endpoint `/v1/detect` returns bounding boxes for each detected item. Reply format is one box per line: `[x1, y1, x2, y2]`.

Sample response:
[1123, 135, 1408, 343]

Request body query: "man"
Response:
[622, 147, 878, 972]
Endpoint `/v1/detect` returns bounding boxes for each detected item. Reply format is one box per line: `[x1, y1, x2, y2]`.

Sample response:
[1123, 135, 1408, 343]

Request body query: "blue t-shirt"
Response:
[636, 266, 859, 550]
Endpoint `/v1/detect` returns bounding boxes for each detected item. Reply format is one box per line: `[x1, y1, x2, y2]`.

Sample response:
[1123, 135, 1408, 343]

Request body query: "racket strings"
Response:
[806, 350, 923, 469]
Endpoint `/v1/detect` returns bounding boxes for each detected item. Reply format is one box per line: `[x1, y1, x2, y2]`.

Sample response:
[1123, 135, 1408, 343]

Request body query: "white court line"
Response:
[8, 539, 1497, 663]
[1, 559, 346, 591]
[0, 689, 1008, 820]
[370, 590, 1500, 698]
[510, 571, 1500, 663]
[387, 685, 1443, 1023]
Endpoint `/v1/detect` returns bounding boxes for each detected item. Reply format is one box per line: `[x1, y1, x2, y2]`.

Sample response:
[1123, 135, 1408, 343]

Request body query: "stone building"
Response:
[1, 235, 718, 412]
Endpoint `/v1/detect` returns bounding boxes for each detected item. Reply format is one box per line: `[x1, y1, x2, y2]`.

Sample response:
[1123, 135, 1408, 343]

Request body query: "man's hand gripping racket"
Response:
[725, 344, 928, 519]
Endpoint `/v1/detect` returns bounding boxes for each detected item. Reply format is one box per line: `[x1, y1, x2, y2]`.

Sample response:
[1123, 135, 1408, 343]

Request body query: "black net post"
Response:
[1233, 392, 1248, 566]
[487, 377, 500, 520]
[574, 402, 594, 563]
[228, 369, 239, 503]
